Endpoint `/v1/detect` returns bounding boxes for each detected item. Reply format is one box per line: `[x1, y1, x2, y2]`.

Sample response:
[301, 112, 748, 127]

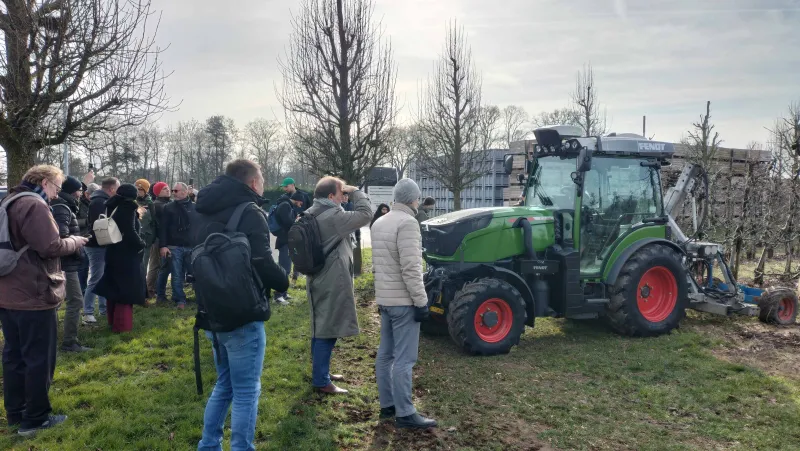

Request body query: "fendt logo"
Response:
[638, 142, 666, 151]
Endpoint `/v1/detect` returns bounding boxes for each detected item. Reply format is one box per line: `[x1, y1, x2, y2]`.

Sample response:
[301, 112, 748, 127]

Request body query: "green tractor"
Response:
[420, 125, 798, 355]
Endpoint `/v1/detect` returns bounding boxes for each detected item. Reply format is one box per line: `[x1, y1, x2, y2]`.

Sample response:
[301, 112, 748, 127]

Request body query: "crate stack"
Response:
[503, 140, 535, 206]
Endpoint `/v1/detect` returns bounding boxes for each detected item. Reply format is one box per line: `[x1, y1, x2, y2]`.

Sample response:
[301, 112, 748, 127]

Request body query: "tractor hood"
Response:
[421, 206, 554, 259]
[423, 206, 554, 227]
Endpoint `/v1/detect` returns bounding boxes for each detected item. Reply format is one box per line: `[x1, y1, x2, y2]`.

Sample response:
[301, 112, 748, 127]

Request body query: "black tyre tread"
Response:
[447, 278, 527, 355]
[757, 287, 798, 325]
[605, 245, 688, 337]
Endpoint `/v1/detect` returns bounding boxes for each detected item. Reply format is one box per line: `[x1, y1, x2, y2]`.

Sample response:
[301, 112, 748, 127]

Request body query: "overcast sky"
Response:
[151, 0, 800, 148]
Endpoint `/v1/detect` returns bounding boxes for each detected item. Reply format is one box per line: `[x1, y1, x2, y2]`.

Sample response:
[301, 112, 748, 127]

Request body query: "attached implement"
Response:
[421, 125, 798, 355]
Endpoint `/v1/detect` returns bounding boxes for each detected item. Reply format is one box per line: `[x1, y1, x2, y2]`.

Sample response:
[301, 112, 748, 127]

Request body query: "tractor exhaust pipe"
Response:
[513, 217, 537, 260]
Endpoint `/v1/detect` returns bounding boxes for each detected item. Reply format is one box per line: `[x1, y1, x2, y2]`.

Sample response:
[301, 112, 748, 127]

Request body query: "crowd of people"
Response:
[0, 162, 440, 447]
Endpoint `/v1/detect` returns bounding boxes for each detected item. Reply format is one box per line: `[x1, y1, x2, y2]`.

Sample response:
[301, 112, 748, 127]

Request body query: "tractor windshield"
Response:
[525, 156, 576, 210]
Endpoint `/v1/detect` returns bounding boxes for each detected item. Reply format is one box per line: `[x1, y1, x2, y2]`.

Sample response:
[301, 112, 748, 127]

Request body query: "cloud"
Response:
[151, 0, 799, 148]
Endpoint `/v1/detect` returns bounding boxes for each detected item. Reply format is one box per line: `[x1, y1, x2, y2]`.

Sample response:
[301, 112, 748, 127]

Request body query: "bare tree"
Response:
[417, 23, 487, 211]
[500, 105, 529, 148]
[382, 125, 424, 179]
[278, 0, 397, 185]
[0, 0, 173, 184]
[769, 103, 800, 277]
[571, 63, 607, 137]
[531, 108, 580, 129]
[476, 105, 501, 151]
[244, 118, 288, 186]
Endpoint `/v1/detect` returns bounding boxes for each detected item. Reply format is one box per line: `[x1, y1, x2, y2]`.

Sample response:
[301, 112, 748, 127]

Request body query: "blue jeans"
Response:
[311, 337, 337, 387]
[375, 306, 420, 417]
[198, 322, 266, 451]
[168, 246, 190, 304]
[78, 247, 89, 294]
[156, 256, 172, 299]
[83, 246, 106, 316]
[277, 245, 292, 297]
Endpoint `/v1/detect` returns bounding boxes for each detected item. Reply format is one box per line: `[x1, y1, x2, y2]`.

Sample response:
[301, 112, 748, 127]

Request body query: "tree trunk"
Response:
[4, 140, 37, 186]
[453, 189, 462, 211]
[754, 247, 768, 286]
[353, 235, 363, 276]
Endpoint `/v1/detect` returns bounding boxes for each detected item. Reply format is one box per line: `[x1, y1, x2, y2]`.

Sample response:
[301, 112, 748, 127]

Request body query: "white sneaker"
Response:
[275, 297, 290, 306]
[83, 315, 97, 324]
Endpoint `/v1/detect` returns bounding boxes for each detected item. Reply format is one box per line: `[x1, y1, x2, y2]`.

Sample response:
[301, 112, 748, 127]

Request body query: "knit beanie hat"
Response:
[152, 181, 169, 197]
[290, 191, 305, 203]
[61, 176, 83, 195]
[134, 179, 151, 193]
[117, 184, 138, 200]
[393, 178, 421, 205]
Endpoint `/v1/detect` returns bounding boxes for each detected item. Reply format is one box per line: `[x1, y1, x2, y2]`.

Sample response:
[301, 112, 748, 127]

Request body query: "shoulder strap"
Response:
[1, 192, 46, 210]
[225, 202, 255, 232]
[105, 207, 119, 219]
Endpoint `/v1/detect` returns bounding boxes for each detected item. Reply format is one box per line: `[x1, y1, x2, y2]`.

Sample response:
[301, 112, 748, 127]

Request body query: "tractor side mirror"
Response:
[576, 148, 592, 172]
[503, 154, 514, 174]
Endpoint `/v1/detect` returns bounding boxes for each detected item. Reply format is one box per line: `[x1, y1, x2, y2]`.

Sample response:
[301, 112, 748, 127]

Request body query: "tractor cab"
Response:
[523, 132, 670, 277]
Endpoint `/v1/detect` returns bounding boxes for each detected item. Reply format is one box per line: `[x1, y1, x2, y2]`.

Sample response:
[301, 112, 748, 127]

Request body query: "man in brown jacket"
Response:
[0, 165, 88, 436]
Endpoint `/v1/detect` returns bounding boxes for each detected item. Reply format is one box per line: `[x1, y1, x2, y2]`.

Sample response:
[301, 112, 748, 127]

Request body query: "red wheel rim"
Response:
[474, 298, 513, 343]
[636, 266, 678, 323]
[778, 297, 796, 322]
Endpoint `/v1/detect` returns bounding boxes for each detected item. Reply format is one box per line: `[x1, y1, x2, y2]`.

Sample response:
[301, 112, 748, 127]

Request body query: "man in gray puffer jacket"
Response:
[371, 178, 437, 429]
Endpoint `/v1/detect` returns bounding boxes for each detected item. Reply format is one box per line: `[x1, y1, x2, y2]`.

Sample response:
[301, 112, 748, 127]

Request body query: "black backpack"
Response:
[287, 207, 341, 276]
[190, 202, 269, 394]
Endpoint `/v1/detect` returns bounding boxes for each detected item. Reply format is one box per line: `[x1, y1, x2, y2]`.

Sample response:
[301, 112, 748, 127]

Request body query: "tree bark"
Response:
[3, 140, 36, 186]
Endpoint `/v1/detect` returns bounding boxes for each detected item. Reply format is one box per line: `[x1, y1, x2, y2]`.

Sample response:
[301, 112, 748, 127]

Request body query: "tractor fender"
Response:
[604, 238, 685, 286]
[478, 264, 536, 324]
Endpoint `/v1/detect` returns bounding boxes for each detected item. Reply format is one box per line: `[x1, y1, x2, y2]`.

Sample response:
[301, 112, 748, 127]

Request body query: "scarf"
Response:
[21, 180, 49, 203]
[315, 198, 341, 210]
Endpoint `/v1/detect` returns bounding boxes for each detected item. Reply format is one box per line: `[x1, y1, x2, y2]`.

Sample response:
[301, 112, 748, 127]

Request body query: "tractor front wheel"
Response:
[606, 245, 688, 337]
[758, 288, 798, 325]
[447, 278, 527, 355]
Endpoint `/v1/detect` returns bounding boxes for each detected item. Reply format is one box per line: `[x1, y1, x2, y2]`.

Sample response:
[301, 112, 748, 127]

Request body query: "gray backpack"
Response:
[0, 192, 47, 276]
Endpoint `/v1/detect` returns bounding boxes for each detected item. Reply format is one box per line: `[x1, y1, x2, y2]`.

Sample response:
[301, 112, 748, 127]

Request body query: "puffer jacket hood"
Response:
[195, 175, 265, 216]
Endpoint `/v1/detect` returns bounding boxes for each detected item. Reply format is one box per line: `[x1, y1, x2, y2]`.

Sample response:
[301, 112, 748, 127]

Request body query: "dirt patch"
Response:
[693, 320, 800, 379]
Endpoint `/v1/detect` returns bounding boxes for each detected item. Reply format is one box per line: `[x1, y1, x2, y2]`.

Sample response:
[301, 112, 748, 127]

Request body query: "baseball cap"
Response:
[280, 177, 295, 187]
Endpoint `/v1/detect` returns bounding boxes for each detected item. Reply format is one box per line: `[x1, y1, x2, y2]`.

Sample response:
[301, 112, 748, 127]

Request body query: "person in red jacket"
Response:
[0, 165, 88, 436]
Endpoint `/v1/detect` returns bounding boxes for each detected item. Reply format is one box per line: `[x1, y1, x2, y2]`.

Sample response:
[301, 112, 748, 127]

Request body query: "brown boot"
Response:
[316, 383, 348, 394]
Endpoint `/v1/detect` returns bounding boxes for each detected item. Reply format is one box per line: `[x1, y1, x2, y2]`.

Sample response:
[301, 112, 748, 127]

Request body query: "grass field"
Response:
[1, 251, 799, 450]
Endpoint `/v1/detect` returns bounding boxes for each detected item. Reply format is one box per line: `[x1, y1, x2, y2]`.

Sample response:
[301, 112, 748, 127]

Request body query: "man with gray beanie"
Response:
[370, 178, 437, 429]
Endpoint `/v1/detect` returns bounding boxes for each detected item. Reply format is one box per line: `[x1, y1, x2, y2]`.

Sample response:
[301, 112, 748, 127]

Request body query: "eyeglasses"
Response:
[172, 189, 180, 193]
[47, 179, 61, 193]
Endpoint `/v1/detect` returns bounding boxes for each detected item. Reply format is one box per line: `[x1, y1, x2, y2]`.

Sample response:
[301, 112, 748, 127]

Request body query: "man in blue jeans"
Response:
[83, 177, 119, 323]
[159, 182, 194, 309]
[193, 159, 288, 451]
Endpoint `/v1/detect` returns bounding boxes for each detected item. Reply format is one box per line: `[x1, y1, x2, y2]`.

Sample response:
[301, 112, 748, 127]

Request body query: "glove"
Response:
[413, 306, 430, 322]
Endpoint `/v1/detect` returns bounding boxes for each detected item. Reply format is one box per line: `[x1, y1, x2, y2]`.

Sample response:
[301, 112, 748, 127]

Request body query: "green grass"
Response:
[1, 251, 799, 450]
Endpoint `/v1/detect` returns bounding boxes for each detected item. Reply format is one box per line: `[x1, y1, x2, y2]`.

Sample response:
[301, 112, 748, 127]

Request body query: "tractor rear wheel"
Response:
[758, 288, 798, 325]
[606, 245, 688, 337]
[447, 278, 527, 355]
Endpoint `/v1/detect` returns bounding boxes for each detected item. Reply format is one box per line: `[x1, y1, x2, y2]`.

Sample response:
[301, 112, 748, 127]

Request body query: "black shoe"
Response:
[61, 343, 92, 353]
[395, 413, 437, 429]
[18, 414, 67, 437]
[379, 406, 396, 420]
[285, 294, 293, 300]
[156, 296, 168, 304]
